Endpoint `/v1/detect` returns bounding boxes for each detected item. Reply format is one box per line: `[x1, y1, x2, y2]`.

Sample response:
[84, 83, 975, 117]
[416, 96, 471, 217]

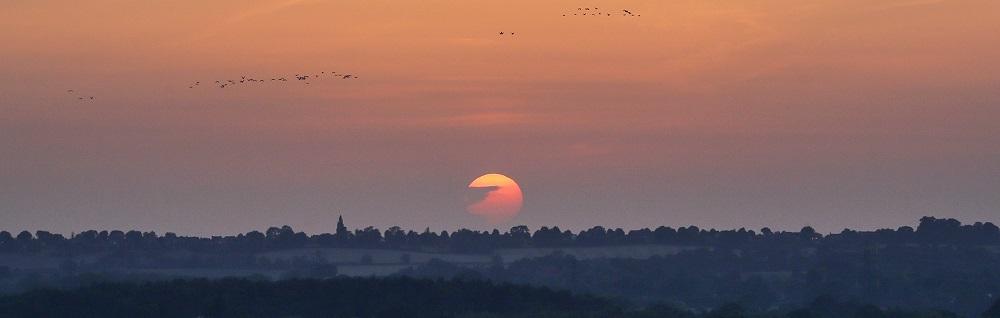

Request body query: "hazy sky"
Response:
[2, 0, 999, 235]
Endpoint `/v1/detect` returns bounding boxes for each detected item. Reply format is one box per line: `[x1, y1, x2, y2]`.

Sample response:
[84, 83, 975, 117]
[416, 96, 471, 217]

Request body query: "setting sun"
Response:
[466, 173, 523, 224]
[1, 0, 998, 315]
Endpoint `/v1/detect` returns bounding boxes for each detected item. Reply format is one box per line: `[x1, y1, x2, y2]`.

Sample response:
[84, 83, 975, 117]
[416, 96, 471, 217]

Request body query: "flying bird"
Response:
[188, 69, 359, 91]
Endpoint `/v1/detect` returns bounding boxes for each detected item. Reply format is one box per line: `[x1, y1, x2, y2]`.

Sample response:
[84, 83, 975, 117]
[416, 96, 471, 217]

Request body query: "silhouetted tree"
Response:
[985, 297, 1000, 318]
[800, 226, 819, 241]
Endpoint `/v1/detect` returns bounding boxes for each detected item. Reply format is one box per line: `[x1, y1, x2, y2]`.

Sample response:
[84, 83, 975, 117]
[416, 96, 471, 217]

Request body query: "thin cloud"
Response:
[177, 0, 317, 45]
[867, 0, 949, 12]
[465, 186, 500, 206]
[222, 0, 314, 25]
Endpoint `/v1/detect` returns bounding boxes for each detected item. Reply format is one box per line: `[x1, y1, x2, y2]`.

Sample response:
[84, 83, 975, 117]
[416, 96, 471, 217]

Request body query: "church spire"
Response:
[336, 215, 348, 236]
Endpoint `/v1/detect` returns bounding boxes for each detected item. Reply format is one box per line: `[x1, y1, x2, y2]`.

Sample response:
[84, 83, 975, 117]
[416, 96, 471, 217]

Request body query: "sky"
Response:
[1, 0, 999, 235]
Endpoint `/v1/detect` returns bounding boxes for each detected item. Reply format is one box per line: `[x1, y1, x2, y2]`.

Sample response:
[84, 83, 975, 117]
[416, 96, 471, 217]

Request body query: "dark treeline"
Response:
[2, 216, 997, 255]
[401, 244, 1000, 316]
[0, 277, 613, 318]
[2, 216, 1000, 316]
[0, 277, 980, 318]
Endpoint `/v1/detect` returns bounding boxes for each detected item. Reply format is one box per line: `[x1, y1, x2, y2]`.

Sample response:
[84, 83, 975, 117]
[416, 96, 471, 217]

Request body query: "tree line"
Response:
[1, 216, 997, 255]
[401, 242, 1000, 316]
[0, 276, 983, 318]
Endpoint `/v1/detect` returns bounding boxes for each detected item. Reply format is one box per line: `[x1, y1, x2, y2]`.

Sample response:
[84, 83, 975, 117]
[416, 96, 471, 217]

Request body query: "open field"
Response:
[0, 245, 704, 277]
[257, 244, 704, 266]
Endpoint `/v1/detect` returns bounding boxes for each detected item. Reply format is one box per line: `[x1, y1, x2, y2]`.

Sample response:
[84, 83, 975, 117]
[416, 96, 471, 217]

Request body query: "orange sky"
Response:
[1, 0, 999, 234]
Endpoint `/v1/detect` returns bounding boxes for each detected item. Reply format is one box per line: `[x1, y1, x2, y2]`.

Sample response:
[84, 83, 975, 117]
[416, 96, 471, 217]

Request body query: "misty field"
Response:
[0, 245, 701, 278]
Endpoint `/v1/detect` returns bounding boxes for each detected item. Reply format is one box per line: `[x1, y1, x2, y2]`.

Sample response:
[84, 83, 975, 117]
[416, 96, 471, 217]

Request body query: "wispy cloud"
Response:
[866, 0, 949, 12]
[177, 0, 317, 45]
[221, 0, 314, 25]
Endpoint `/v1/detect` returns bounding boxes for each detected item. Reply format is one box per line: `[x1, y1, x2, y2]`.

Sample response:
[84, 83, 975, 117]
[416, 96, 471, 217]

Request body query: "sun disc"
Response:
[466, 173, 523, 223]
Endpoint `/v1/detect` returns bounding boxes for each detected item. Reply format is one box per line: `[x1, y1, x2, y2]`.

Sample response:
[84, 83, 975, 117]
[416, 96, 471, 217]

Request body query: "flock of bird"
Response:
[62, 7, 646, 101]
[188, 71, 358, 89]
[563, 7, 641, 17]
[65, 89, 95, 102]
[65, 71, 358, 101]
[502, 8, 642, 36]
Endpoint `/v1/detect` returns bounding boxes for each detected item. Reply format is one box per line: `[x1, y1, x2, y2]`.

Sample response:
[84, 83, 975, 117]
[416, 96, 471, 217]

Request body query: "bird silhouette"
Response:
[188, 70, 359, 91]
[562, 7, 639, 18]
[65, 89, 96, 102]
